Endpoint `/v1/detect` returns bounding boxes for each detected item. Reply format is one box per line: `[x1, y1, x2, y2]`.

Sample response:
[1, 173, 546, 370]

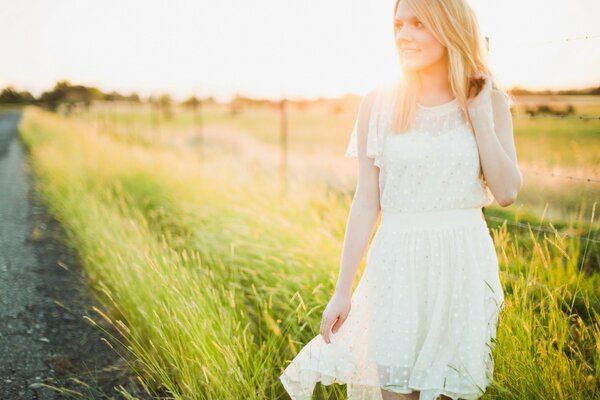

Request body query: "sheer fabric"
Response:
[280, 83, 505, 400]
[344, 85, 495, 213]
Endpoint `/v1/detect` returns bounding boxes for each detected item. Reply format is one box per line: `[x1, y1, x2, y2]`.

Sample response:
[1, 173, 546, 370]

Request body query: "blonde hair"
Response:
[391, 0, 513, 133]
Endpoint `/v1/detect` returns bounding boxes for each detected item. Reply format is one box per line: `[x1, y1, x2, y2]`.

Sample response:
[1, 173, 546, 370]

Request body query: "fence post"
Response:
[193, 96, 204, 164]
[279, 97, 288, 197]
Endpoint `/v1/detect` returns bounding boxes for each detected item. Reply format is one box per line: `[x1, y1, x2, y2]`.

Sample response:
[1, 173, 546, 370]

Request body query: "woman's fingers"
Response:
[321, 313, 348, 344]
[468, 75, 486, 98]
[322, 318, 329, 343]
[331, 314, 347, 334]
[467, 74, 492, 107]
[320, 315, 338, 344]
[320, 294, 352, 344]
[469, 84, 479, 98]
[320, 315, 330, 343]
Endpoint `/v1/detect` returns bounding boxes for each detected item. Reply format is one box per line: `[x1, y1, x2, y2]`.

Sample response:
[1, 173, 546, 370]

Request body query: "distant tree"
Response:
[39, 80, 71, 111]
[525, 103, 575, 117]
[126, 92, 141, 103]
[0, 86, 20, 103]
[38, 80, 98, 113]
[524, 106, 537, 117]
[229, 93, 245, 115]
[329, 102, 343, 114]
[565, 104, 575, 114]
[105, 90, 128, 102]
[510, 84, 600, 96]
[181, 96, 200, 108]
[158, 94, 172, 119]
[147, 95, 160, 126]
[294, 99, 310, 111]
[0, 86, 35, 105]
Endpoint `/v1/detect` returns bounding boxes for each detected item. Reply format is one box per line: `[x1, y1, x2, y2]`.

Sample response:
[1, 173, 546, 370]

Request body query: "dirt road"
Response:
[0, 109, 144, 399]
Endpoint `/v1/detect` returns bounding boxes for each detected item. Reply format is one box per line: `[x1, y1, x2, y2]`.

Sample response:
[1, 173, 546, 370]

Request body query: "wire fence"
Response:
[63, 31, 600, 247]
[467, 31, 599, 245]
[509, 33, 600, 47]
[499, 33, 600, 123]
[512, 115, 600, 121]
[484, 215, 599, 245]
[493, 31, 599, 245]
[520, 169, 600, 183]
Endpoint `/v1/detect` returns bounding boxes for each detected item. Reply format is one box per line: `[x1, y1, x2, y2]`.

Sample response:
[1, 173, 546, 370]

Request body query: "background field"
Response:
[17, 94, 600, 399]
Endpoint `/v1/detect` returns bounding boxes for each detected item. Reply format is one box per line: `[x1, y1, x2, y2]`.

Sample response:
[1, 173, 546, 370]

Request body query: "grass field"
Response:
[18, 96, 600, 399]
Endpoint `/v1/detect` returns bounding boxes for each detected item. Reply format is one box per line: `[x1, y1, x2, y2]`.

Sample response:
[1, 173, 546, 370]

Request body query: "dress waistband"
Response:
[380, 207, 485, 230]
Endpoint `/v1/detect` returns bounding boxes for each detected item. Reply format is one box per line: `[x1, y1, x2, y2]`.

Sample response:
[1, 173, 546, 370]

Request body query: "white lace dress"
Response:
[280, 83, 506, 400]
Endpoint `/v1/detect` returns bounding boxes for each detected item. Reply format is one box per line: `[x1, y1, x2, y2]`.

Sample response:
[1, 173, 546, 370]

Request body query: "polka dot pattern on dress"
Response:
[281, 83, 505, 400]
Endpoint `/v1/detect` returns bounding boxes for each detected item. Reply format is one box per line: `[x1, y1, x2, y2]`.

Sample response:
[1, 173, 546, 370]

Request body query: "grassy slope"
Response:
[19, 105, 600, 399]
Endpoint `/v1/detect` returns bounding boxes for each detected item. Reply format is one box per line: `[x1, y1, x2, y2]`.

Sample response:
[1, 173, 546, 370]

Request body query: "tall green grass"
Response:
[19, 105, 599, 399]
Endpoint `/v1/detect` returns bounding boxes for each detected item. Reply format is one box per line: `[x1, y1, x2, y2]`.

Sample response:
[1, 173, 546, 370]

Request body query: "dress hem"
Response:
[280, 366, 488, 400]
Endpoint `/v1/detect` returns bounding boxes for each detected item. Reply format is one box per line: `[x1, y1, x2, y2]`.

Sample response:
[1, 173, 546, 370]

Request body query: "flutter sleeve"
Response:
[344, 88, 385, 168]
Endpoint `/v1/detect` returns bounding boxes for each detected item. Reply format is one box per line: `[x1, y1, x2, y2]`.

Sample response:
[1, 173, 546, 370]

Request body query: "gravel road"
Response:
[0, 109, 146, 399]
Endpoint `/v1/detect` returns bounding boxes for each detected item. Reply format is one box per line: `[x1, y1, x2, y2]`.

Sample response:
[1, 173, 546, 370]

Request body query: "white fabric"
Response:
[345, 86, 494, 212]
[344, 86, 393, 169]
[280, 84, 505, 400]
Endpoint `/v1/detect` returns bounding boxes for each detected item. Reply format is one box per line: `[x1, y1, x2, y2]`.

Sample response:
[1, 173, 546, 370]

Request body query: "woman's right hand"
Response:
[466, 73, 495, 129]
[319, 291, 352, 344]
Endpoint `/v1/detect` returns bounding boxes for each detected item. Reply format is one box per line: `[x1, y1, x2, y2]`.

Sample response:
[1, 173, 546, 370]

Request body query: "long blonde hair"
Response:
[391, 0, 513, 134]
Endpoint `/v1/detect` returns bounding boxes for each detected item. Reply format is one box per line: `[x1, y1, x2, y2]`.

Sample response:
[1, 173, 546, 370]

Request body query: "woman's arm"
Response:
[335, 90, 382, 296]
[469, 79, 523, 207]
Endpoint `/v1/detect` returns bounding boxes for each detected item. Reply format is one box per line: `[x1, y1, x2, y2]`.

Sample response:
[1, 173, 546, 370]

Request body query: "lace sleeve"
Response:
[344, 89, 384, 168]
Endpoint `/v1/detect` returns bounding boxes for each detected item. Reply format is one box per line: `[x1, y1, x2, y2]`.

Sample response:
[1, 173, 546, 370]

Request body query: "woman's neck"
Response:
[416, 56, 454, 102]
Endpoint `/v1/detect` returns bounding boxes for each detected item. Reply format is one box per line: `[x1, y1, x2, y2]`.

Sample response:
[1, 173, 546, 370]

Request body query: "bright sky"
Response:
[1, 0, 599, 102]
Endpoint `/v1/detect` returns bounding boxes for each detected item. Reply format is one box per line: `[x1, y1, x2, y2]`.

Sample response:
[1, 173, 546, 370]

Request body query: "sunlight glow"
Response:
[0, 0, 598, 101]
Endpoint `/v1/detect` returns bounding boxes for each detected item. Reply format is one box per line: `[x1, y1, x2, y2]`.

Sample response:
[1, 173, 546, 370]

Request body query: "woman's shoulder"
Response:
[355, 82, 402, 126]
[355, 87, 383, 120]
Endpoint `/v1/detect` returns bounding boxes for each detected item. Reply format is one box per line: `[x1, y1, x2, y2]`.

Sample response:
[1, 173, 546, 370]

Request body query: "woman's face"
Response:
[394, 1, 447, 72]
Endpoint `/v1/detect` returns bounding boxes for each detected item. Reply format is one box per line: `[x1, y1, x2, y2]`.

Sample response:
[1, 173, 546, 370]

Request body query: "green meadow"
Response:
[18, 96, 600, 399]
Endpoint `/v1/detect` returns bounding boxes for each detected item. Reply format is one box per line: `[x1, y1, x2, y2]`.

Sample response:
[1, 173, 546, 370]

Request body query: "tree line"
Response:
[0, 80, 215, 115]
[2, 79, 598, 115]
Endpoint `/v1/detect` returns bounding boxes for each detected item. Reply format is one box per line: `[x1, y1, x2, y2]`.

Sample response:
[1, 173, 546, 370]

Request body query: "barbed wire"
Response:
[520, 169, 600, 183]
[523, 34, 600, 46]
[485, 215, 599, 244]
[512, 114, 600, 121]
[498, 34, 600, 48]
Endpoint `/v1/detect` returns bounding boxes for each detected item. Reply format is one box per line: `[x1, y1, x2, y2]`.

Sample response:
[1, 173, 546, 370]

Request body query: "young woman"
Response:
[280, 0, 522, 399]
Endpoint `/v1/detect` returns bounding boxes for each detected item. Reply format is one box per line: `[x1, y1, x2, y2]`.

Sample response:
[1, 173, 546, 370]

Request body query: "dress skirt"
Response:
[280, 207, 505, 400]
